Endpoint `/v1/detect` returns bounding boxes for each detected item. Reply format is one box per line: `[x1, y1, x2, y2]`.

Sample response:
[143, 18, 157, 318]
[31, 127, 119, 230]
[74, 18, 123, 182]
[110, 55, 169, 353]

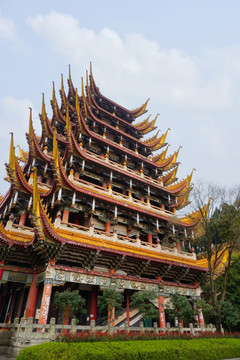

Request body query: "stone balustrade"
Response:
[0, 317, 221, 358]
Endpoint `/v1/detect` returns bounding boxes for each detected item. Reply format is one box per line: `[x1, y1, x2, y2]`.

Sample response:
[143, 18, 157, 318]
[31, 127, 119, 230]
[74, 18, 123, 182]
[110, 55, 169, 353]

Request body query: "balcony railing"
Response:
[59, 221, 196, 260]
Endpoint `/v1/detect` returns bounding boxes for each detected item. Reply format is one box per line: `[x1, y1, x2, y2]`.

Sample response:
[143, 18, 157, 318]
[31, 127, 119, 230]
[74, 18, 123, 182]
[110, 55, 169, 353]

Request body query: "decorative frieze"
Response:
[1, 270, 33, 285]
[53, 268, 198, 297]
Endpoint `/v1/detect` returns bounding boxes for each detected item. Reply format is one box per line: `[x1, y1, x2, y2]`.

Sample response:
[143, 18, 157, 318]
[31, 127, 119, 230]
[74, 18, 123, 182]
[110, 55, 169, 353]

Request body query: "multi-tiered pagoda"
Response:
[0, 65, 211, 327]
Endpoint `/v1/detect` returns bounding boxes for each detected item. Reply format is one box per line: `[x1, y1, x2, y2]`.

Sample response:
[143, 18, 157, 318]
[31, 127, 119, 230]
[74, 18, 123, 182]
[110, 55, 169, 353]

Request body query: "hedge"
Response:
[16, 338, 240, 360]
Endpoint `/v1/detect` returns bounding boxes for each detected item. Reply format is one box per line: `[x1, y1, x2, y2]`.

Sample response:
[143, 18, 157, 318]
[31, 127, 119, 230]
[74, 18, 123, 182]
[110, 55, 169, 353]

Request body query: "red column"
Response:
[19, 213, 27, 227]
[147, 233, 152, 244]
[46, 177, 51, 185]
[160, 203, 165, 210]
[105, 221, 110, 233]
[38, 279, 53, 325]
[198, 308, 205, 327]
[176, 241, 180, 253]
[0, 294, 3, 314]
[7, 290, 16, 323]
[108, 305, 115, 326]
[74, 213, 80, 225]
[62, 209, 69, 223]
[0, 264, 4, 313]
[0, 262, 4, 280]
[126, 291, 130, 325]
[89, 286, 98, 324]
[158, 295, 166, 328]
[102, 181, 107, 189]
[16, 287, 25, 318]
[25, 274, 39, 320]
[178, 317, 184, 327]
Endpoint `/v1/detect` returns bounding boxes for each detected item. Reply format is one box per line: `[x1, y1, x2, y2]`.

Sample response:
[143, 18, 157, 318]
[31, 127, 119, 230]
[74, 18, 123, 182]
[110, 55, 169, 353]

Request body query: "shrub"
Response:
[17, 338, 240, 360]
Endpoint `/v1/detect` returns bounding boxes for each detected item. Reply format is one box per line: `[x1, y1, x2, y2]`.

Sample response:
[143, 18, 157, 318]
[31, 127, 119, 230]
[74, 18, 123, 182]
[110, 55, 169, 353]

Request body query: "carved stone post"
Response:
[108, 321, 113, 335]
[12, 318, 19, 339]
[25, 317, 33, 342]
[71, 318, 77, 335]
[49, 317, 56, 341]
[124, 320, 129, 333]
[139, 321, 145, 334]
[90, 319, 96, 333]
[153, 322, 158, 334]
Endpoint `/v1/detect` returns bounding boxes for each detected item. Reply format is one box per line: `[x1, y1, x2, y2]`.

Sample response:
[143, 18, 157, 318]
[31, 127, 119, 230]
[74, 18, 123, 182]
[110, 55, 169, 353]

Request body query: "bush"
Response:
[17, 339, 240, 360]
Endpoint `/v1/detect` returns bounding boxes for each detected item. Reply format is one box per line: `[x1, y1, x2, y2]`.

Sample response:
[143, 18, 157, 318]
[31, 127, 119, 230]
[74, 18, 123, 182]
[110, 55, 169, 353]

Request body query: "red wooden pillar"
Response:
[198, 308, 205, 327]
[108, 305, 115, 326]
[7, 289, 16, 323]
[176, 241, 180, 253]
[38, 279, 53, 325]
[147, 233, 152, 244]
[158, 295, 166, 328]
[105, 221, 111, 233]
[0, 263, 4, 312]
[74, 213, 80, 225]
[46, 177, 51, 185]
[16, 287, 25, 318]
[62, 209, 69, 223]
[102, 181, 107, 189]
[178, 317, 184, 327]
[89, 286, 98, 324]
[25, 273, 39, 320]
[126, 291, 130, 325]
[19, 213, 27, 227]
[160, 203, 165, 210]
[0, 262, 4, 279]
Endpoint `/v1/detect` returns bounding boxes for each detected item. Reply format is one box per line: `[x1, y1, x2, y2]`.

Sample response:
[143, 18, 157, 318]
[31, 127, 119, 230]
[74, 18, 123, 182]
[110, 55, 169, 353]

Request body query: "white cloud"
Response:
[28, 11, 238, 112]
[0, 10, 17, 43]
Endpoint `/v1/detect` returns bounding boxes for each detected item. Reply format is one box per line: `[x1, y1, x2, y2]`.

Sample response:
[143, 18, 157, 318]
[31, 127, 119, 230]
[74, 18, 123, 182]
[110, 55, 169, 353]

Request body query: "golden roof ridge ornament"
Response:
[134, 114, 151, 129]
[52, 81, 56, 105]
[152, 144, 170, 163]
[140, 113, 159, 135]
[60, 74, 67, 109]
[130, 98, 150, 118]
[81, 77, 89, 118]
[52, 127, 59, 172]
[41, 93, 46, 121]
[9, 132, 15, 173]
[28, 107, 34, 140]
[143, 130, 160, 145]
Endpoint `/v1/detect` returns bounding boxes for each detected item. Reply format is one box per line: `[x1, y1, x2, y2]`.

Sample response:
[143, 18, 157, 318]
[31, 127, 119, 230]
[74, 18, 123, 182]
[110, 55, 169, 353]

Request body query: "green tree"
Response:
[55, 289, 86, 324]
[192, 183, 240, 329]
[220, 300, 240, 332]
[167, 293, 194, 325]
[130, 290, 159, 322]
[98, 287, 123, 323]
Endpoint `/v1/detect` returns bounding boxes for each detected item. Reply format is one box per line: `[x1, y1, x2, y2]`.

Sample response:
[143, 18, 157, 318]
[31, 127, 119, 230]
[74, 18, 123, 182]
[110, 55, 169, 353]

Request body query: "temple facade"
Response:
[0, 65, 210, 327]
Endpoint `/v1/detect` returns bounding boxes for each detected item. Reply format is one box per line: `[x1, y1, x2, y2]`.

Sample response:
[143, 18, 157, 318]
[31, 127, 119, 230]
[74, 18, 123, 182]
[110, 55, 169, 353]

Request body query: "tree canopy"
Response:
[130, 290, 159, 321]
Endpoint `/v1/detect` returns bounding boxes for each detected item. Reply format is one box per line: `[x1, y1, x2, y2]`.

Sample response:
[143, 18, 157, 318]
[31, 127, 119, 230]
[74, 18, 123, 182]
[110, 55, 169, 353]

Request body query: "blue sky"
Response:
[0, 0, 240, 195]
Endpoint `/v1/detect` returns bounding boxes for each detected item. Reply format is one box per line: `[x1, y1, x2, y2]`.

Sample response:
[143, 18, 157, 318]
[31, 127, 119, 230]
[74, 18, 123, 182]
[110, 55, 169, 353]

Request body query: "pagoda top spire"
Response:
[89, 62, 150, 121]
